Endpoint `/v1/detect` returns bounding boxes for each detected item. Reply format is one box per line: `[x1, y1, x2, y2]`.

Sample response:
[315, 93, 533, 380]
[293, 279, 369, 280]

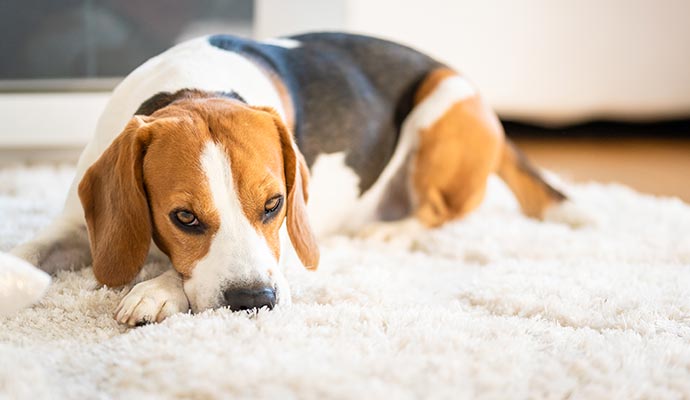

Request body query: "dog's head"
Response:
[78, 89, 318, 312]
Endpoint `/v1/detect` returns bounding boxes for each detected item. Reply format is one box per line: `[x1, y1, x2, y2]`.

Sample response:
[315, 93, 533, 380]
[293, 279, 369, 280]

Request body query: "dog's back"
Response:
[208, 32, 444, 193]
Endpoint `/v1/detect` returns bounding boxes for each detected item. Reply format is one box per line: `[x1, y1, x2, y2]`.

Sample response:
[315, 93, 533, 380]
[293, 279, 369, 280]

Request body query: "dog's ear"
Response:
[282, 126, 320, 270]
[78, 116, 154, 287]
[255, 107, 320, 270]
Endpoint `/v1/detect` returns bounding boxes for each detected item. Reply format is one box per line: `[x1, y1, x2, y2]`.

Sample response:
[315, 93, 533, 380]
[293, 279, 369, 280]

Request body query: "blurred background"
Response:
[1, 0, 688, 201]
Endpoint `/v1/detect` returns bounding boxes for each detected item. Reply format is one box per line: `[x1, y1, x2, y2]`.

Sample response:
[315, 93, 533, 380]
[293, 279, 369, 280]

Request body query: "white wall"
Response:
[256, 0, 690, 125]
[255, 0, 348, 37]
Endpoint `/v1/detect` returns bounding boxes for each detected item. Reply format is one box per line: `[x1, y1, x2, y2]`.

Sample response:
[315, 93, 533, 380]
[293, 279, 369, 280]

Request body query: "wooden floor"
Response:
[513, 137, 690, 203]
[1, 131, 688, 204]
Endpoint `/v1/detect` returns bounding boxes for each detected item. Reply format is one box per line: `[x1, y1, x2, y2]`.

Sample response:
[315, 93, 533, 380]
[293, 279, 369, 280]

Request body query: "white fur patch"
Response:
[306, 152, 362, 236]
[183, 142, 288, 312]
[406, 76, 476, 130]
[115, 269, 189, 326]
[262, 38, 301, 49]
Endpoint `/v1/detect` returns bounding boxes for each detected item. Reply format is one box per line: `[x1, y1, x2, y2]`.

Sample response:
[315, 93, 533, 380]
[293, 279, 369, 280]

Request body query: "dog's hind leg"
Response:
[360, 68, 504, 237]
[10, 214, 91, 275]
[408, 69, 505, 227]
[410, 68, 568, 227]
[362, 68, 570, 240]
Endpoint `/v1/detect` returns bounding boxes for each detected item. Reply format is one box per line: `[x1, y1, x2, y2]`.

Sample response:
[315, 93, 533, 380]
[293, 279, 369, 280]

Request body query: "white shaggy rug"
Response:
[1, 164, 689, 399]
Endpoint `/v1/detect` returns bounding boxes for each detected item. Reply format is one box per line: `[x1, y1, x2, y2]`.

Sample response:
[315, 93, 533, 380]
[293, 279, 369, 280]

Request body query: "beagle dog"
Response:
[11, 32, 565, 325]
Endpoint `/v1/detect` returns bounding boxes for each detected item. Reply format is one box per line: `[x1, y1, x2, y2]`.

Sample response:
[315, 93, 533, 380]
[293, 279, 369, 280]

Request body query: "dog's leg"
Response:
[362, 68, 569, 240]
[409, 68, 569, 226]
[10, 214, 92, 275]
[359, 69, 501, 237]
[409, 80, 505, 227]
[114, 269, 190, 326]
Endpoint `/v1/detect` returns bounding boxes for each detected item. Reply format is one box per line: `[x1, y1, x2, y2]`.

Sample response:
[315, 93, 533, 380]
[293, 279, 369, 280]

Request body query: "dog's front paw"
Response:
[114, 270, 189, 326]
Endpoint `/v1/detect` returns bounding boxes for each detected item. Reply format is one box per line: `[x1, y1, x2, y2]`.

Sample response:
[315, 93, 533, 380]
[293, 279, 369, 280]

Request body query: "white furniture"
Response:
[2, 0, 688, 148]
[257, 0, 690, 126]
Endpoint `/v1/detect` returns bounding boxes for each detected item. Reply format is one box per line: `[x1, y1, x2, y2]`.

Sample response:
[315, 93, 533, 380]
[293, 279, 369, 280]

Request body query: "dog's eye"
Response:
[263, 195, 283, 219]
[170, 210, 205, 234]
[174, 210, 199, 226]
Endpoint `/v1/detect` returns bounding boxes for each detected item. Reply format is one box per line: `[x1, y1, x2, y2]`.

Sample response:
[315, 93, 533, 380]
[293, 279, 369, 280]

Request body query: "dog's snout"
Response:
[223, 287, 276, 311]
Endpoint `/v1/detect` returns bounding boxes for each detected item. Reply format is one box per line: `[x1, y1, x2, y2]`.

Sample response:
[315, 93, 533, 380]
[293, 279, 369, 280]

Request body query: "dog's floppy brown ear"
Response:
[285, 144, 320, 270]
[256, 107, 319, 270]
[78, 116, 154, 286]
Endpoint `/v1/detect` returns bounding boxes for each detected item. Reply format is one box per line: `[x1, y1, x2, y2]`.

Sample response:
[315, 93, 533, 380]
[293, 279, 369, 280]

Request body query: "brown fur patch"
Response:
[140, 111, 220, 277]
[410, 67, 566, 227]
[79, 116, 157, 286]
[205, 101, 287, 262]
[410, 69, 504, 227]
[146, 99, 292, 271]
[247, 106, 320, 269]
[150, 99, 318, 269]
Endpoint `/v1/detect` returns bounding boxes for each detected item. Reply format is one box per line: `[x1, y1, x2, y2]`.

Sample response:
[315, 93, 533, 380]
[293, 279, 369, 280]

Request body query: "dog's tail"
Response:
[496, 139, 567, 219]
[0, 252, 51, 317]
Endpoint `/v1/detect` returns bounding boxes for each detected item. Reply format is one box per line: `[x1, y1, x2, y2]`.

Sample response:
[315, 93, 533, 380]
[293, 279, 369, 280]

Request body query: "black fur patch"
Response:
[134, 89, 245, 116]
[208, 33, 443, 194]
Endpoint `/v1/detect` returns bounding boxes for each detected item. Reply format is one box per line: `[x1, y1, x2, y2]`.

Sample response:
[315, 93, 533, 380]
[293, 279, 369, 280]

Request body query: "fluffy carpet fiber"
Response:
[1, 164, 689, 399]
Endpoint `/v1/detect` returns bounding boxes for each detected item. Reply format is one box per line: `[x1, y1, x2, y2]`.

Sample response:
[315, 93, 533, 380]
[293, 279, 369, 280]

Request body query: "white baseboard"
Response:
[0, 92, 110, 148]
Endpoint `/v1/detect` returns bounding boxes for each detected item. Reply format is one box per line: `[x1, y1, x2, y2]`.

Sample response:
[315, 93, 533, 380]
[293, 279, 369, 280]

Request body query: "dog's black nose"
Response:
[223, 287, 276, 311]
